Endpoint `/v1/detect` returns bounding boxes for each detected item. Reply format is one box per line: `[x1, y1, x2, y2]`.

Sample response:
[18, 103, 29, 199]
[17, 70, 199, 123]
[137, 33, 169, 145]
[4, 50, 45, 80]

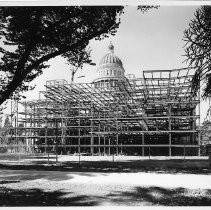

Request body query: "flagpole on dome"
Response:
[108, 41, 114, 53]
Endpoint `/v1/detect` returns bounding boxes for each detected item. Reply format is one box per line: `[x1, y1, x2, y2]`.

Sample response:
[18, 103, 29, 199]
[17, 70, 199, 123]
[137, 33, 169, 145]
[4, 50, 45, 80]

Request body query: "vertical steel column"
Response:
[33, 104, 36, 148]
[17, 101, 21, 162]
[98, 124, 100, 154]
[30, 104, 32, 152]
[142, 133, 145, 156]
[168, 104, 172, 157]
[116, 129, 119, 155]
[24, 103, 28, 151]
[148, 143, 151, 160]
[103, 108, 106, 155]
[108, 127, 111, 155]
[198, 93, 201, 156]
[16, 100, 19, 153]
[90, 102, 94, 155]
[37, 95, 41, 153]
[142, 70, 147, 157]
[103, 126, 106, 155]
[61, 83, 65, 155]
[11, 99, 18, 153]
[10, 101, 12, 152]
[168, 71, 172, 157]
[120, 123, 123, 155]
[55, 119, 58, 164]
[15, 113, 17, 153]
[198, 131, 201, 156]
[45, 100, 48, 154]
[78, 90, 81, 164]
[116, 103, 119, 155]
[45, 125, 47, 154]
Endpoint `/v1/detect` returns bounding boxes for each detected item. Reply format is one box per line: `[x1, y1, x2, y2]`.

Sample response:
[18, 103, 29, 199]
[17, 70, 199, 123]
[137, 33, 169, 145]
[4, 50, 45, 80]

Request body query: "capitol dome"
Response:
[99, 43, 123, 67]
[93, 43, 125, 89]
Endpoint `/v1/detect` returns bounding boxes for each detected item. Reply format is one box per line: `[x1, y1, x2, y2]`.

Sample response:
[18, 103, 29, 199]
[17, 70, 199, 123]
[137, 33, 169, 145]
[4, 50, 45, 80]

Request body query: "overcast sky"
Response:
[3, 5, 210, 123]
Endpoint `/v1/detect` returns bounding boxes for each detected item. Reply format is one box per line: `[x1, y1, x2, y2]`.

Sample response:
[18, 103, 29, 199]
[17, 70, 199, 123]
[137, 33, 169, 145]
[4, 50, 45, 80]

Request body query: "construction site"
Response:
[2, 44, 201, 157]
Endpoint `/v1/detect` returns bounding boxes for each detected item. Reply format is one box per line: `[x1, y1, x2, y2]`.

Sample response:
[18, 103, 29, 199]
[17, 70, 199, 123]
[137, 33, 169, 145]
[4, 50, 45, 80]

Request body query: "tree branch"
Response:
[0, 27, 110, 105]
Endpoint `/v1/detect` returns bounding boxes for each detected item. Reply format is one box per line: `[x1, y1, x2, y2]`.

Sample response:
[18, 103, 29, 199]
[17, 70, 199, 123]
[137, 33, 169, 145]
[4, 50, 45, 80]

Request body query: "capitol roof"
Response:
[99, 42, 123, 67]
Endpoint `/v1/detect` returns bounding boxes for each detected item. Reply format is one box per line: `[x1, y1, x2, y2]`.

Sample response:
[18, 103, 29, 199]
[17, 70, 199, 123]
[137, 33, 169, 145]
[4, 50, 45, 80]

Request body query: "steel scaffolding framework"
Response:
[8, 68, 201, 156]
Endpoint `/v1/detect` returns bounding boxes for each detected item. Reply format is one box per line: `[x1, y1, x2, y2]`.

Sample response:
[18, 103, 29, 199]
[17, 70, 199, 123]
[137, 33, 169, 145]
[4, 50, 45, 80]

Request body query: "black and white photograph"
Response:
[0, 0, 211, 207]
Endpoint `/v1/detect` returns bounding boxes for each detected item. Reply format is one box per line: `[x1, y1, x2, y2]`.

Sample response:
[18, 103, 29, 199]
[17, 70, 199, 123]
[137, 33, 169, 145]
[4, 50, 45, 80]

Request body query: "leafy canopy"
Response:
[0, 6, 124, 105]
[184, 6, 211, 98]
[0, 5, 159, 107]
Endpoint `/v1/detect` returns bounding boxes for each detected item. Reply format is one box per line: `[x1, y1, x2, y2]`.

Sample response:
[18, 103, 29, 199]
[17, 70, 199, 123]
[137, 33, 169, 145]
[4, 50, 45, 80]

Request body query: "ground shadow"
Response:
[0, 169, 103, 182]
[0, 187, 99, 206]
[0, 154, 55, 160]
[107, 186, 211, 206]
[0, 180, 20, 184]
[1, 185, 211, 206]
[0, 158, 210, 174]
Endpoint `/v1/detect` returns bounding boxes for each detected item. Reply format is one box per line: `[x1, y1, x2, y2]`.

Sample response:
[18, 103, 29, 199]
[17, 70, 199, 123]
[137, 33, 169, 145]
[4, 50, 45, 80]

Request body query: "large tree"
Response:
[183, 6, 211, 98]
[66, 47, 95, 83]
[0, 6, 124, 105]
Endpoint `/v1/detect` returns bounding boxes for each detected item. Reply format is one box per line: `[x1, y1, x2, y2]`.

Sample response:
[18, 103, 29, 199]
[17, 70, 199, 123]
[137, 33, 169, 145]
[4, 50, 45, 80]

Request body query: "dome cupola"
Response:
[93, 42, 125, 86]
[99, 43, 123, 67]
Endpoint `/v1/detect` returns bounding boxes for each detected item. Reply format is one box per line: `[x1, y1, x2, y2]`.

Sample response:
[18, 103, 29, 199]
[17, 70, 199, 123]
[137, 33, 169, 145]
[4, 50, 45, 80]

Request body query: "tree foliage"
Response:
[0, 6, 124, 105]
[184, 6, 211, 98]
[66, 47, 95, 82]
[0, 5, 160, 106]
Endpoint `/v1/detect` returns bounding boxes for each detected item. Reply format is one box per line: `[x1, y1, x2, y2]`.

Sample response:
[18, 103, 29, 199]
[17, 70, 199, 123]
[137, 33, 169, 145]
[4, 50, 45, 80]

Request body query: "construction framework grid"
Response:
[9, 68, 201, 157]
